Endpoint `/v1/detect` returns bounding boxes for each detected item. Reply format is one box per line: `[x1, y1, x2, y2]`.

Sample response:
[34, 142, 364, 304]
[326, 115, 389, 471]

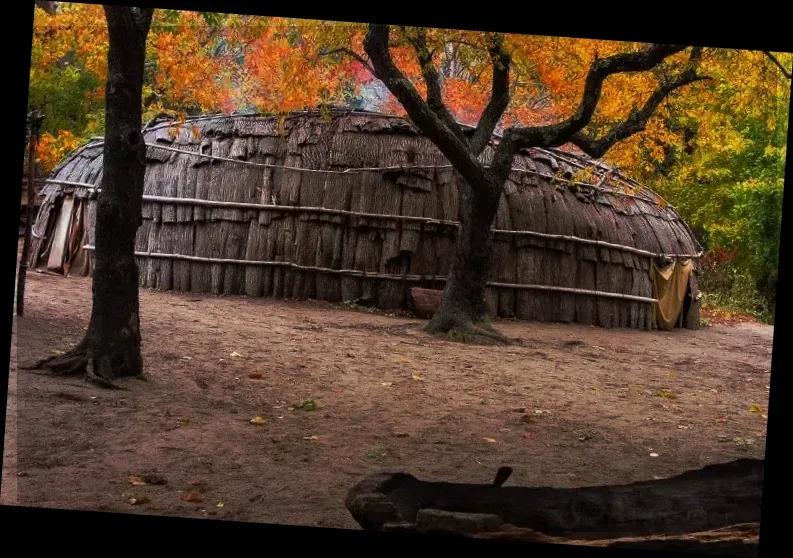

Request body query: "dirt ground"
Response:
[3, 270, 771, 529]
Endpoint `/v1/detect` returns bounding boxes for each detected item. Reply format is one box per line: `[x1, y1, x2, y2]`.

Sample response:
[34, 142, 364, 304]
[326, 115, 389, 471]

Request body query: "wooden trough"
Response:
[344, 459, 763, 555]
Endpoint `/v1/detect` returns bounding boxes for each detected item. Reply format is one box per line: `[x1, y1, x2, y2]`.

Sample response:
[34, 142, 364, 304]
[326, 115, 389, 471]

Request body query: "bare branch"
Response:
[763, 51, 792, 80]
[321, 46, 376, 75]
[405, 28, 468, 146]
[490, 44, 697, 183]
[364, 24, 491, 189]
[469, 34, 511, 155]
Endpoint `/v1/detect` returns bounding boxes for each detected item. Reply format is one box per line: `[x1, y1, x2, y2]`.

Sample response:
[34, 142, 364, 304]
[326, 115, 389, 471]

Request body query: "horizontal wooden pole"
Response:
[82, 245, 659, 304]
[51, 179, 701, 260]
[82, 137, 669, 206]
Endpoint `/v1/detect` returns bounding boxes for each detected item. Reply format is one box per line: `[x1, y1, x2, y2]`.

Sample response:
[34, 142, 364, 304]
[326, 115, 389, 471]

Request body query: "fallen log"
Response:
[345, 459, 764, 542]
[409, 287, 443, 318]
[476, 521, 760, 556]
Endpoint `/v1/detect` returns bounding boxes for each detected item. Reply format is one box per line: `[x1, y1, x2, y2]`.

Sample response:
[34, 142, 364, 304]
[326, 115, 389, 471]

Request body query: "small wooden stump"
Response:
[410, 287, 444, 318]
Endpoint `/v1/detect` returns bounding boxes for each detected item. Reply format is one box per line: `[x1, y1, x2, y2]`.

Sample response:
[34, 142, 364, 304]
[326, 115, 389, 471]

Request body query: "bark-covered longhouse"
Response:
[30, 108, 703, 330]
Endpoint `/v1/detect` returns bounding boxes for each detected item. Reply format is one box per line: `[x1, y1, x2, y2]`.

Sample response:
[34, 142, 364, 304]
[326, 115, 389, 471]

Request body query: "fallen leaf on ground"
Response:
[250, 416, 266, 426]
[749, 404, 762, 414]
[650, 453, 659, 457]
[128, 494, 151, 505]
[216, 502, 224, 508]
[761, 414, 768, 419]
[181, 356, 192, 361]
[412, 375, 425, 382]
[181, 492, 203, 503]
[533, 409, 550, 415]
[230, 351, 243, 358]
[714, 417, 727, 423]
[483, 437, 497, 443]
[128, 476, 146, 486]
[248, 372, 263, 379]
[303, 435, 319, 441]
[177, 418, 190, 426]
[381, 382, 393, 387]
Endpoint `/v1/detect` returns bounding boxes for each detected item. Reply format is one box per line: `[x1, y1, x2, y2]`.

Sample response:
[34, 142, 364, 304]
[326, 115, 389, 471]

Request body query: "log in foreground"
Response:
[345, 459, 763, 554]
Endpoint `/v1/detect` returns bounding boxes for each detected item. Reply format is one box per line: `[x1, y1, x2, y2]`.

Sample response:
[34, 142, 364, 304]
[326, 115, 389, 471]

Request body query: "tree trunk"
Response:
[425, 180, 509, 343]
[345, 459, 764, 540]
[24, 7, 153, 386]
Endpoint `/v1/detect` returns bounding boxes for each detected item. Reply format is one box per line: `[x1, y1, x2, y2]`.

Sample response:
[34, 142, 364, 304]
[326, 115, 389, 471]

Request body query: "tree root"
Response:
[21, 345, 126, 390]
[426, 317, 520, 346]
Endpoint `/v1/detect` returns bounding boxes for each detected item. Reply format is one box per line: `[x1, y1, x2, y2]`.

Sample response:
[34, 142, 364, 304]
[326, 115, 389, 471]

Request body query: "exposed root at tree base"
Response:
[425, 319, 520, 346]
[21, 346, 127, 390]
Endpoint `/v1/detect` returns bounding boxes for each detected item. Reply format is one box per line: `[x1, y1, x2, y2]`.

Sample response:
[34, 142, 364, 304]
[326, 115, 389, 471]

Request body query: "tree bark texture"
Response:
[25, 7, 153, 385]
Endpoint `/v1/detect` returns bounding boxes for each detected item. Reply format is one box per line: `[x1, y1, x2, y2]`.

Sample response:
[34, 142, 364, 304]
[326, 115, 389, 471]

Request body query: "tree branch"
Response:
[763, 51, 792, 80]
[319, 47, 376, 76]
[364, 24, 491, 189]
[570, 47, 708, 158]
[404, 27, 469, 146]
[469, 34, 511, 155]
[490, 44, 698, 183]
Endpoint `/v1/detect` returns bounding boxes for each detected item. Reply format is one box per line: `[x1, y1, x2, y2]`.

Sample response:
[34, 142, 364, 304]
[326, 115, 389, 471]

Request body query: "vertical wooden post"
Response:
[17, 110, 45, 317]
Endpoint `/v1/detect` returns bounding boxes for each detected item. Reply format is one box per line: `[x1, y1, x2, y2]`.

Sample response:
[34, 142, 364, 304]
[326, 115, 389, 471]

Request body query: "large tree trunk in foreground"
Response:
[425, 181, 509, 344]
[24, 7, 153, 387]
[345, 459, 763, 551]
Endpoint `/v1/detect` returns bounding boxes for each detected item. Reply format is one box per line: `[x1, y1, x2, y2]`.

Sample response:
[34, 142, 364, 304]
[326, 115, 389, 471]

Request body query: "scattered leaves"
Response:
[656, 389, 678, 399]
[294, 399, 317, 411]
[250, 416, 266, 426]
[412, 375, 425, 382]
[749, 404, 762, 414]
[181, 492, 203, 503]
[128, 494, 151, 505]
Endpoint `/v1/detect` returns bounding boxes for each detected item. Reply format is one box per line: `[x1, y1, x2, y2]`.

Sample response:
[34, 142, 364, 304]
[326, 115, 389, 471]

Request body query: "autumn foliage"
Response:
[28, 3, 790, 320]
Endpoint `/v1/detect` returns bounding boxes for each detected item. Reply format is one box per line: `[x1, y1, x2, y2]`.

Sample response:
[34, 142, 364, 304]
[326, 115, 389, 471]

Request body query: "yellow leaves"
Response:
[36, 130, 82, 174]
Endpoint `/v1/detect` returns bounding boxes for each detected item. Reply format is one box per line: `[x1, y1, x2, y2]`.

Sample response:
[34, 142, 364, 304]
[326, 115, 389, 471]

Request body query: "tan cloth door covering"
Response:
[651, 259, 693, 330]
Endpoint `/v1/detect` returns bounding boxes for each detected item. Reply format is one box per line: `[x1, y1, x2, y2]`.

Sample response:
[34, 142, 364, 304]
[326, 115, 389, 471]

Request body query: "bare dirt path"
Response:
[4, 271, 770, 528]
